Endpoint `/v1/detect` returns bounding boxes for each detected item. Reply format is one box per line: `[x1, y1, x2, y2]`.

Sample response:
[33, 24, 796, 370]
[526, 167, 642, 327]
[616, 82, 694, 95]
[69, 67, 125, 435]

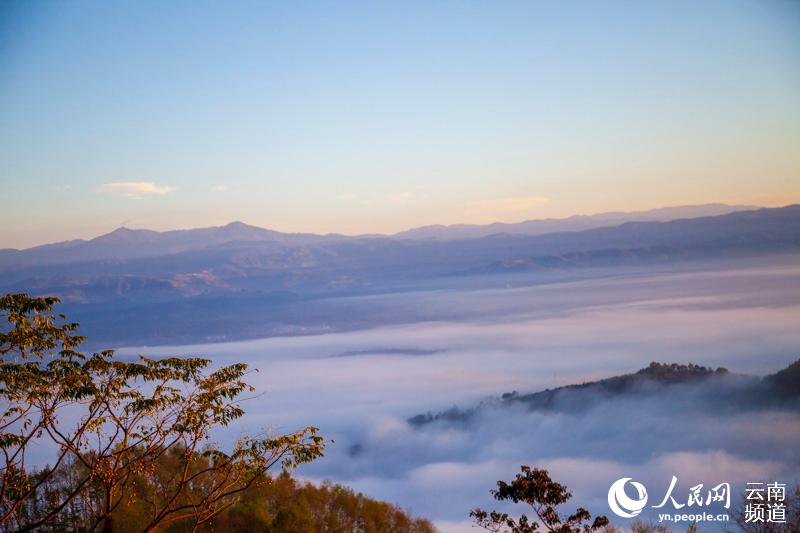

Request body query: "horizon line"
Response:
[5, 201, 786, 251]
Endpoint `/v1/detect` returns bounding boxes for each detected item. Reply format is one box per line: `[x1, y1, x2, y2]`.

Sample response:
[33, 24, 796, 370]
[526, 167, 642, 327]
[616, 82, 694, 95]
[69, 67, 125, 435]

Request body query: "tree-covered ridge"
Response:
[12, 466, 436, 533]
[184, 473, 436, 533]
[409, 359, 800, 427]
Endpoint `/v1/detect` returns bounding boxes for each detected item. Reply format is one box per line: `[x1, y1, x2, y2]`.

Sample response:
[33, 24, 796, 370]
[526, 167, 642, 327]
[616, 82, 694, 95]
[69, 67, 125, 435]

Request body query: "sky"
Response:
[1, 0, 799, 248]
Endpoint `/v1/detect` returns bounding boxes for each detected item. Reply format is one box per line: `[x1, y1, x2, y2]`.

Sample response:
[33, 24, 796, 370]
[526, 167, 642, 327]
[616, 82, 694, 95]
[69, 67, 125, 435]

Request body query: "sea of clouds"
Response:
[121, 260, 800, 532]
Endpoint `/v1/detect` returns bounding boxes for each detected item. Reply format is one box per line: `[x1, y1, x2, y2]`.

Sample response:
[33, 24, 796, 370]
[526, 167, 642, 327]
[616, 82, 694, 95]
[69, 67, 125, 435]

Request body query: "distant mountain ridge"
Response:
[2, 204, 799, 296]
[0, 221, 346, 269]
[1, 204, 798, 346]
[393, 203, 756, 240]
[0, 203, 757, 267]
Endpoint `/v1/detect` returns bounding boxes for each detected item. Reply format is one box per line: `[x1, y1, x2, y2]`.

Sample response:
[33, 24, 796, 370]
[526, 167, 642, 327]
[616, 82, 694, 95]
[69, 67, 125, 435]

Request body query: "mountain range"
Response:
[393, 203, 755, 240]
[2, 203, 798, 346]
[0, 203, 756, 267]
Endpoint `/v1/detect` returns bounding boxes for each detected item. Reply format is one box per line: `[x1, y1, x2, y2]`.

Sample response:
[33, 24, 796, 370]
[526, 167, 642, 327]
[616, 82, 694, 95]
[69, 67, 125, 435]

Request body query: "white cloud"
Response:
[97, 181, 176, 199]
[210, 185, 229, 192]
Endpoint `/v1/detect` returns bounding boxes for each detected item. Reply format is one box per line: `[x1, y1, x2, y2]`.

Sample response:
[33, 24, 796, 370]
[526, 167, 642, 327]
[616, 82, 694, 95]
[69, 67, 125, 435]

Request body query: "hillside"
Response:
[17, 470, 437, 533]
[409, 360, 800, 427]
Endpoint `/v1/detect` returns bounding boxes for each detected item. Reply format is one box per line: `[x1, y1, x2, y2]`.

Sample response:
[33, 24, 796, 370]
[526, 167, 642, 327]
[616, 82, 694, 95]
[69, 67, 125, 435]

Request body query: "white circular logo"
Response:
[607, 478, 648, 518]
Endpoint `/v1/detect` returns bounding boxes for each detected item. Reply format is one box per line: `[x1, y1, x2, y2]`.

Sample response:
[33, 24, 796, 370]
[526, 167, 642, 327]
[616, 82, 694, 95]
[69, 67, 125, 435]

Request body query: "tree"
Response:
[470, 465, 609, 533]
[195, 473, 437, 533]
[0, 293, 324, 532]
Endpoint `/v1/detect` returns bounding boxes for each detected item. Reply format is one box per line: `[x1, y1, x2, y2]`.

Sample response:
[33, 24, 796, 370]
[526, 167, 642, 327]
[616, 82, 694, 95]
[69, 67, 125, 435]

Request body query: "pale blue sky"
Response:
[1, 0, 799, 247]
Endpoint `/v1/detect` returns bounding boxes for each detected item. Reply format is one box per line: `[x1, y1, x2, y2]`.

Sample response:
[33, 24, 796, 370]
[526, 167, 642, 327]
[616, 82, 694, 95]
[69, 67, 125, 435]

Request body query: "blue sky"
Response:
[1, 0, 799, 247]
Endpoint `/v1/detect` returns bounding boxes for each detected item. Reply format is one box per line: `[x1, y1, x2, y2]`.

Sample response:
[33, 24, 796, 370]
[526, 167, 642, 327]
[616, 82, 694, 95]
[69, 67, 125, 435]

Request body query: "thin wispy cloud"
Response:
[97, 181, 176, 199]
[210, 185, 229, 192]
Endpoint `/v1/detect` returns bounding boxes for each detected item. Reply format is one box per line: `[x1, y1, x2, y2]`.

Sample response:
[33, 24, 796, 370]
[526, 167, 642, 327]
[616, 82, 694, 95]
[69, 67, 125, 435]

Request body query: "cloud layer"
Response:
[97, 181, 176, 199]
[120, 261, 800, 531]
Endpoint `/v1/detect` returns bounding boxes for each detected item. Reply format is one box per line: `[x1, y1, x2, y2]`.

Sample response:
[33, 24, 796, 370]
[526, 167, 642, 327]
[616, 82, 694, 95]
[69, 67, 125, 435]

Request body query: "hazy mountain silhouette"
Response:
[2, 205, 798, 346]
[394, 203, 756, 240]
[2, 205, 798, 278]
[0, 221, 346, 268]
[2, 205, 798, 298]
[0, 204, 761, 266]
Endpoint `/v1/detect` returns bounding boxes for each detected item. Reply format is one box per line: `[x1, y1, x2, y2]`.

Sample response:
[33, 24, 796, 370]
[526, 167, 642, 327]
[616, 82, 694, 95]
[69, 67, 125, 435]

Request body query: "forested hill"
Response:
[13, 471, 438, 533]
[409, 360, 800, 427]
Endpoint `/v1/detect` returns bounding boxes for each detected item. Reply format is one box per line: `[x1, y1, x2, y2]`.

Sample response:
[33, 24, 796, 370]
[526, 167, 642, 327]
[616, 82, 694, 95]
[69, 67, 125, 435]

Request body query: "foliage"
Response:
[470, 466, 609, 533]
[0, 294, 324, 532]
[7, 464, 437, 532]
